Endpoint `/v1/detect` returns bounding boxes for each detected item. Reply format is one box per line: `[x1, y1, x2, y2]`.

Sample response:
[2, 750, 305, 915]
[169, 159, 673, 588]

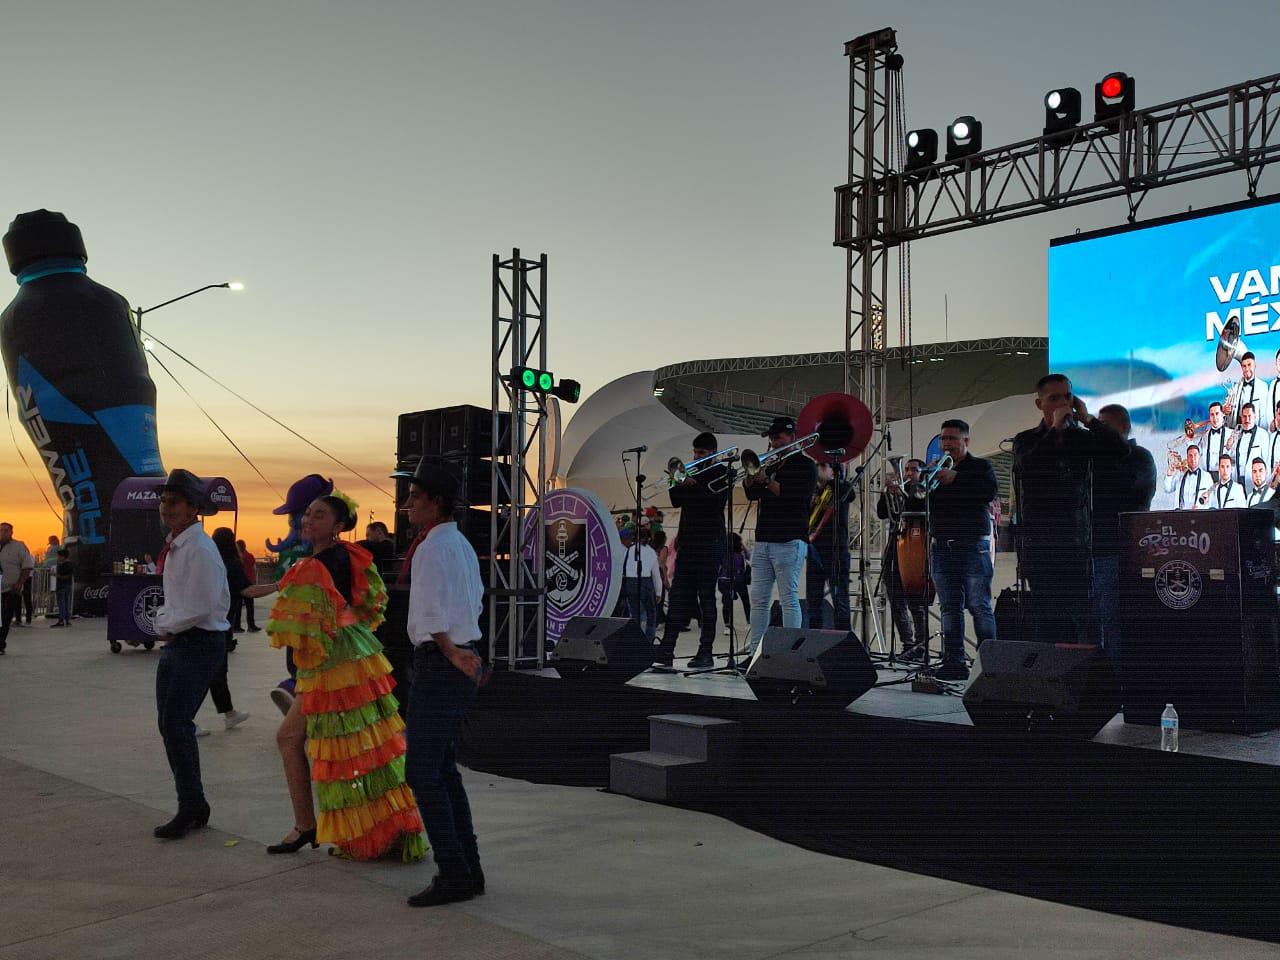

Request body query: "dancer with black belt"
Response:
[151, 469, 230, 839]
[655, 432, 728, 669]
[394, 457, 487, 907]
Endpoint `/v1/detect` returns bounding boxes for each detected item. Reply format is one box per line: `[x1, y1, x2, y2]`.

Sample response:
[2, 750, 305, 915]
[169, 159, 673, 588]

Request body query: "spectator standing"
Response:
[0, 523, 35, 652]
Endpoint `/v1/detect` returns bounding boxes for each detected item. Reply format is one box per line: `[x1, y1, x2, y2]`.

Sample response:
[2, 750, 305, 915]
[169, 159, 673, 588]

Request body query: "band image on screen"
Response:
[1049, 195, 1280, 512]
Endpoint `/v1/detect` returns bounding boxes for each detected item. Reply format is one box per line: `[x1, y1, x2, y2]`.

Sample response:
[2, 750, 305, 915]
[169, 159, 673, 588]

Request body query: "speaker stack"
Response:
[744, 627, 877, 709]
[551, 617, 652, 683]
[962, 640, 1121, 739]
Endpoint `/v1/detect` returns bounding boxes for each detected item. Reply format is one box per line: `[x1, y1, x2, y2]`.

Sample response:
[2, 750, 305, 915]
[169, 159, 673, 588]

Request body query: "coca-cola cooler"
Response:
[106, 476, 237, 653]
[1120, 508, 1280, 733]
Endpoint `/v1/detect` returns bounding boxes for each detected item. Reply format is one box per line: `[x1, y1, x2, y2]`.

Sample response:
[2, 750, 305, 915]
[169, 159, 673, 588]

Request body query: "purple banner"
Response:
[107, 573, 164, 643]
[111, 475, 237, 514]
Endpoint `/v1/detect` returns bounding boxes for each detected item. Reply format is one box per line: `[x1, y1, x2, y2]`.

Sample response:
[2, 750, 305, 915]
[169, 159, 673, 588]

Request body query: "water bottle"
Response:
[1161, 703, 1179, 753]
[1, 210, 166, 612]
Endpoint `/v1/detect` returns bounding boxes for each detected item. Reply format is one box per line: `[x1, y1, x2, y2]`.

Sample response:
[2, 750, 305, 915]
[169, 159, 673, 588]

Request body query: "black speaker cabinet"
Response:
[963, 640, 1121, 739]
[552, 617, 652, 682]
[396, 409, 441, 461]
[745, 627, 876, 709]
[440, 405, 512, 459]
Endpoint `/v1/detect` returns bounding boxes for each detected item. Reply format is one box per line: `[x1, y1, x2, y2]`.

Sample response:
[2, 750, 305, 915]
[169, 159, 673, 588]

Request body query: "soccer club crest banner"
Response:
[523, 487, 623, 645]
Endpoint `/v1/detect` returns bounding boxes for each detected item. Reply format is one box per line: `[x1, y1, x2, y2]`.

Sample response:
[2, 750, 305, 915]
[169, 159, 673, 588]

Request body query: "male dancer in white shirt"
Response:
[392, 456, 486, 907]
[1164, 444, 1212, 509]
[151, 469, 230, 840]
[1206, 454, 1247, 509]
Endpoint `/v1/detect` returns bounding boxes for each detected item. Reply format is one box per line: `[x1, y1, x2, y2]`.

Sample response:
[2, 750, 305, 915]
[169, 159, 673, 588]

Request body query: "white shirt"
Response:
[153, 524, 231, 635]
[1267, 379, 1280, 431]
[1234, 426, 1271, 483]
[1201, 426, 1229, 473]
[1165, 468, 1212, 509]
[1246, 484, 1274, 507]
[622, 544, 663, 594]
[408, 522, 483, 647]
[0, 539, 34, 593]
[1233, 377, 1269, 427]
[1210, 480, 1247, 510]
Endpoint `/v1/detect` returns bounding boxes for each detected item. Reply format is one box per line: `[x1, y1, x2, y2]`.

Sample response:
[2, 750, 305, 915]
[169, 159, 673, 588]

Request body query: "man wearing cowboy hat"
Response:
[150, 469, 231, 840]
[392, 456, 486, 907]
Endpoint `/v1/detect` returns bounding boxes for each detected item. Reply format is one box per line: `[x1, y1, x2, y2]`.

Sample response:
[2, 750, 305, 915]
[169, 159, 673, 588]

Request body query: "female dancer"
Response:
[244, 493, 424, 860]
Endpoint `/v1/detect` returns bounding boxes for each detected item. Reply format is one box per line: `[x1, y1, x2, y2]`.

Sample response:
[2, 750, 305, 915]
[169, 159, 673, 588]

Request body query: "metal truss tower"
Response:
[490, 250, 549, 670]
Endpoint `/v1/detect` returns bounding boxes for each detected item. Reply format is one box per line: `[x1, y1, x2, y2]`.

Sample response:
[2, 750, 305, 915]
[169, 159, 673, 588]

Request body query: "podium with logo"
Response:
[1120, 508, 1280, 733]
[105, 476, 238, 654]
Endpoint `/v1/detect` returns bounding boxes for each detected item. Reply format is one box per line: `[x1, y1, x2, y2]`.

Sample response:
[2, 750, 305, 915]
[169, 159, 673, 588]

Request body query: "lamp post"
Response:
[134, 281, 243, 333]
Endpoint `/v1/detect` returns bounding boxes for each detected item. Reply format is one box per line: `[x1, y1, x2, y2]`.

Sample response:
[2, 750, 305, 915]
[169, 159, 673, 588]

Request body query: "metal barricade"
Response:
[31, 566, 57, 619]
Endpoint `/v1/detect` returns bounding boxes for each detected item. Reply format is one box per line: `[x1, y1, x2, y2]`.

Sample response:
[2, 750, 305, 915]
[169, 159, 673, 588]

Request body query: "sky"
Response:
[2, 0, 1278, 554]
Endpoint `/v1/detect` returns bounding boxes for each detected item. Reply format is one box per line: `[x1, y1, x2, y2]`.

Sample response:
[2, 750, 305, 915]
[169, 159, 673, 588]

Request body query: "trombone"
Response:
[664, 446, 738, 488]
[903, 454, 954, 499]
[710, 434, 820, 492]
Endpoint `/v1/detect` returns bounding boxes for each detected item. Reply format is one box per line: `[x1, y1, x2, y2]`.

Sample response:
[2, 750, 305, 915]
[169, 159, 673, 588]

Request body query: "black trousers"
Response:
[234, 595, 257, 630]
[1024, 560, 1092, 645]
[720, 581, 749, 625]
[0, 590, 18, 648]
[21, 579, 33, 622]
[659, 548, 723, 656]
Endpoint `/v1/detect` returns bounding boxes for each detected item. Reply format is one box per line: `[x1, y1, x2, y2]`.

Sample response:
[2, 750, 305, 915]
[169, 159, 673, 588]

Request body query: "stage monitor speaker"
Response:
[963, 640, 1120, 739]
[440, 405, 512, 459]
[745, 627, 876, 709]
[551, 617, 651, 683]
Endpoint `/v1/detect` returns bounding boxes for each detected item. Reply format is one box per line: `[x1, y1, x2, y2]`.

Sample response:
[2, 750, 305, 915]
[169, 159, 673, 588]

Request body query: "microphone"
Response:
[622, 444, 648, 454]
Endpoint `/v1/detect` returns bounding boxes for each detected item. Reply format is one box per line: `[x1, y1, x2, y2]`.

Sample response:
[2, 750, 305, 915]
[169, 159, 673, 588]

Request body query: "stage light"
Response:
[945, 116, 982, 162]
[1094, 71, 1135, 122]
[1043, 86, 1081, 136]
[904, 128, 938, 171]
[511, 366, 579, 403]
[142, 337, 154, 352]
[228, 281, 245, 291]
[552, 379, 581, 404]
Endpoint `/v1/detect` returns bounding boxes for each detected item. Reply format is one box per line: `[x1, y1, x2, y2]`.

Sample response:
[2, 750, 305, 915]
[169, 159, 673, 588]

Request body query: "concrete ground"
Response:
[1, 610, 1277, 959]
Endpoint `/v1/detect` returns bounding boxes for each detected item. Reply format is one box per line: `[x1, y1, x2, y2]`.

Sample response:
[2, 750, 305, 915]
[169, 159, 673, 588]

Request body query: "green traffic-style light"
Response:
[521, 369, 537, 388]
[538, 372, 554, 391]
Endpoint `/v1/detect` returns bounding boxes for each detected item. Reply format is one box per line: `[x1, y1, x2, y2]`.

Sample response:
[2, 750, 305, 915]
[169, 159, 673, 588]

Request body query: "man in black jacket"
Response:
[878, 458, 930, 659]
[745, 417, 818, 655]
[655, 432, 728, 669]
[1093, 404, 1156, 660]
[927, 420, 999, 681]
[807, 462, 856, 630]
[1013, 374, 1131, 648]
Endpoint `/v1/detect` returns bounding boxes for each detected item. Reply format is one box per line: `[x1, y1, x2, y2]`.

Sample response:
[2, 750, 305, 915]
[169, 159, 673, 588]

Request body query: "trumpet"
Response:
[664, 447, 738, 488]
[903, 455, 954, 499]
[715, 433, 820, 492]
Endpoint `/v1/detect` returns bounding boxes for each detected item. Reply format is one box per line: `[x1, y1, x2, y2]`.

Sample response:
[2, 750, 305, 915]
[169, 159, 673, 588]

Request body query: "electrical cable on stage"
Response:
[5, 390, 63, 523]
[140, 329, 394, 500]
[145, 347, 282, 501]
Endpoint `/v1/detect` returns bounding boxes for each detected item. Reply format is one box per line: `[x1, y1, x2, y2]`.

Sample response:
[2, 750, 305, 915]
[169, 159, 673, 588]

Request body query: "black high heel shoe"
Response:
[267, 827, 318, 854]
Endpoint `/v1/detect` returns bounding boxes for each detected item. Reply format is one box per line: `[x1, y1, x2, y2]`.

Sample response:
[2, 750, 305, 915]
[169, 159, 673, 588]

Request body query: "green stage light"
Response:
[538, 371, 554, 391]
[521, 368, 537, 388]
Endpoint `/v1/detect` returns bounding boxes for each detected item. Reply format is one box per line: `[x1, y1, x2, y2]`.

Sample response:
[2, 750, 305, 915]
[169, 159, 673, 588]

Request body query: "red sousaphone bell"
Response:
[795, 392, 874, 464]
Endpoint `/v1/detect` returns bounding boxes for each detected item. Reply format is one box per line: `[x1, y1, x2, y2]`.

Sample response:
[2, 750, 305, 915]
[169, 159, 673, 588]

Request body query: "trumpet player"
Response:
[1164, 443, 1211, 509]
[744, 416, 817, 655]
[925, 419, 998, 682]
[1231, 402, 1269, 486]
[654, 432, 728, 670]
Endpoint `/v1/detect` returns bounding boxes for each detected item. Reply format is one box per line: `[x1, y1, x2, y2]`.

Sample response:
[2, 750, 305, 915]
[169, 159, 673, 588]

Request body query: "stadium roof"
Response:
[653, 336, 1047, 435]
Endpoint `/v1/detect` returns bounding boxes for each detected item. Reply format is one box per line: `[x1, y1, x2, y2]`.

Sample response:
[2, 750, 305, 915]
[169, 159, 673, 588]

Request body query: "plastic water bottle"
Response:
[1161, 703, 1179, 753]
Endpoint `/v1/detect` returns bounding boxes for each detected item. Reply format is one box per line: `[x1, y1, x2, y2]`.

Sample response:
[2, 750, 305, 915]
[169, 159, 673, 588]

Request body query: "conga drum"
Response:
[895, 512, 934, 603]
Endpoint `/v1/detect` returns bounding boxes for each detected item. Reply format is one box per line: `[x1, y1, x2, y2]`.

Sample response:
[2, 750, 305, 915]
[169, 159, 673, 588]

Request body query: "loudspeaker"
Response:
[397, 409, 441, 461]
[994, 588, 1027, 645]
[440, 405, 512, 459]
[745, 627, 876, 709]
[396, 457, 510, 508]
[552, 617, 652, 682]
[963, 640, 1120, 739]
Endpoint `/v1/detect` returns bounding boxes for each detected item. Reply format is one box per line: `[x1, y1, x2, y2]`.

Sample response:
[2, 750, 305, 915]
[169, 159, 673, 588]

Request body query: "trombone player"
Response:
[744, 416, 817, 655]
[654, 432, 729, 669]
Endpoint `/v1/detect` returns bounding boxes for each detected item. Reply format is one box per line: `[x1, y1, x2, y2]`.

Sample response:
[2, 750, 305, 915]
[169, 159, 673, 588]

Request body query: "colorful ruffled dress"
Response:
[266, 541, 426, 861]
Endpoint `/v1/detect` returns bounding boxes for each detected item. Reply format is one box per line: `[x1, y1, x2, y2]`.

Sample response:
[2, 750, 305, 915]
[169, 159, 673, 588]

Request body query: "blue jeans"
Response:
[1093, 553, 1120, 661]
[622, 577, 658, 641]
[929, 538, 995, 663]
[405, 645, 478, 880]
[155, 629, 226, 811]
[748, 540, 807, 652]
[55, 584, 72, 623]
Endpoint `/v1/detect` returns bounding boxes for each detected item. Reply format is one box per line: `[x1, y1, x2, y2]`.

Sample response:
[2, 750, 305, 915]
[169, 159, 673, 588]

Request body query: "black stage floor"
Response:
[460, 671, 1280, 943]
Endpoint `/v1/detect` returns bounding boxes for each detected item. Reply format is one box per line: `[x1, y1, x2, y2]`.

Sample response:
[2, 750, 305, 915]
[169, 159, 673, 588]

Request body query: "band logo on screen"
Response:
[1049, 197, 1280, 514]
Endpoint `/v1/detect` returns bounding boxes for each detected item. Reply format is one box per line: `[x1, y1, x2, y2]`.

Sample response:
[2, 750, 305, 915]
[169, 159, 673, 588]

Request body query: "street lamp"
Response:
[133, 281, 243, 333]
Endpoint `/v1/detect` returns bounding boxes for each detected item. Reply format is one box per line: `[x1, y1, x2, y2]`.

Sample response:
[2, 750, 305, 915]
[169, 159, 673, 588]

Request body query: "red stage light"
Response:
[1100, 75, 1124, 99]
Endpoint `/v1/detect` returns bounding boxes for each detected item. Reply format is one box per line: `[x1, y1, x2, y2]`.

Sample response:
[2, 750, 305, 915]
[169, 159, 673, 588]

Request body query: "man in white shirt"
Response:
[0, 523, 34, 654]
[1164, 444, 1212, 510]
[619, 525, 663, 642]
[1200, 402, 1229, 474]
[1207, 454, 1247, 509]
[392, 456, 485, 908]
[1227, 352, 1269, 428]
[150, 469, 230, 840]
[1232, 402, 1270, 485]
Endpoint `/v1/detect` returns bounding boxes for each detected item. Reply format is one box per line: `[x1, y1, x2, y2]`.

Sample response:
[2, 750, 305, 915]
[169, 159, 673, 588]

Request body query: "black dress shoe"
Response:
[469, 862, 485, 895]
[687, 651, 715, 669]
[935, 661, 970, 682]
[407, 876, 475, 907]
[153, 804, 210, 839]
[267, 827, 318, 854]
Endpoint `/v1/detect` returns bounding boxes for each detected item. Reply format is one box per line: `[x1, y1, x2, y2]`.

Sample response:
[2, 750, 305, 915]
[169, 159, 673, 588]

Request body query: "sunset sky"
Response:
[2, 0, 1276, 555]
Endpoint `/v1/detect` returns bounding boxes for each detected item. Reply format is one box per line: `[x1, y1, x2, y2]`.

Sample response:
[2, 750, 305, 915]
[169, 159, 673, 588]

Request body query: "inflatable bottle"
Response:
[1, 210, 165, 612]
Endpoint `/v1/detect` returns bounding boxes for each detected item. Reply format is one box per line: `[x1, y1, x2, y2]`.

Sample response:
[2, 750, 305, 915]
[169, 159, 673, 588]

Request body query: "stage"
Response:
[461, 664, 1280, 944]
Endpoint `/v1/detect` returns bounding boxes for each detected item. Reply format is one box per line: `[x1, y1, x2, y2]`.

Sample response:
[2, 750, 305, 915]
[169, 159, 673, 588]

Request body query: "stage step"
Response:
[610, 751, 714, 802]
[610, 714, 741, 802]
[648, 714, 740, 762]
